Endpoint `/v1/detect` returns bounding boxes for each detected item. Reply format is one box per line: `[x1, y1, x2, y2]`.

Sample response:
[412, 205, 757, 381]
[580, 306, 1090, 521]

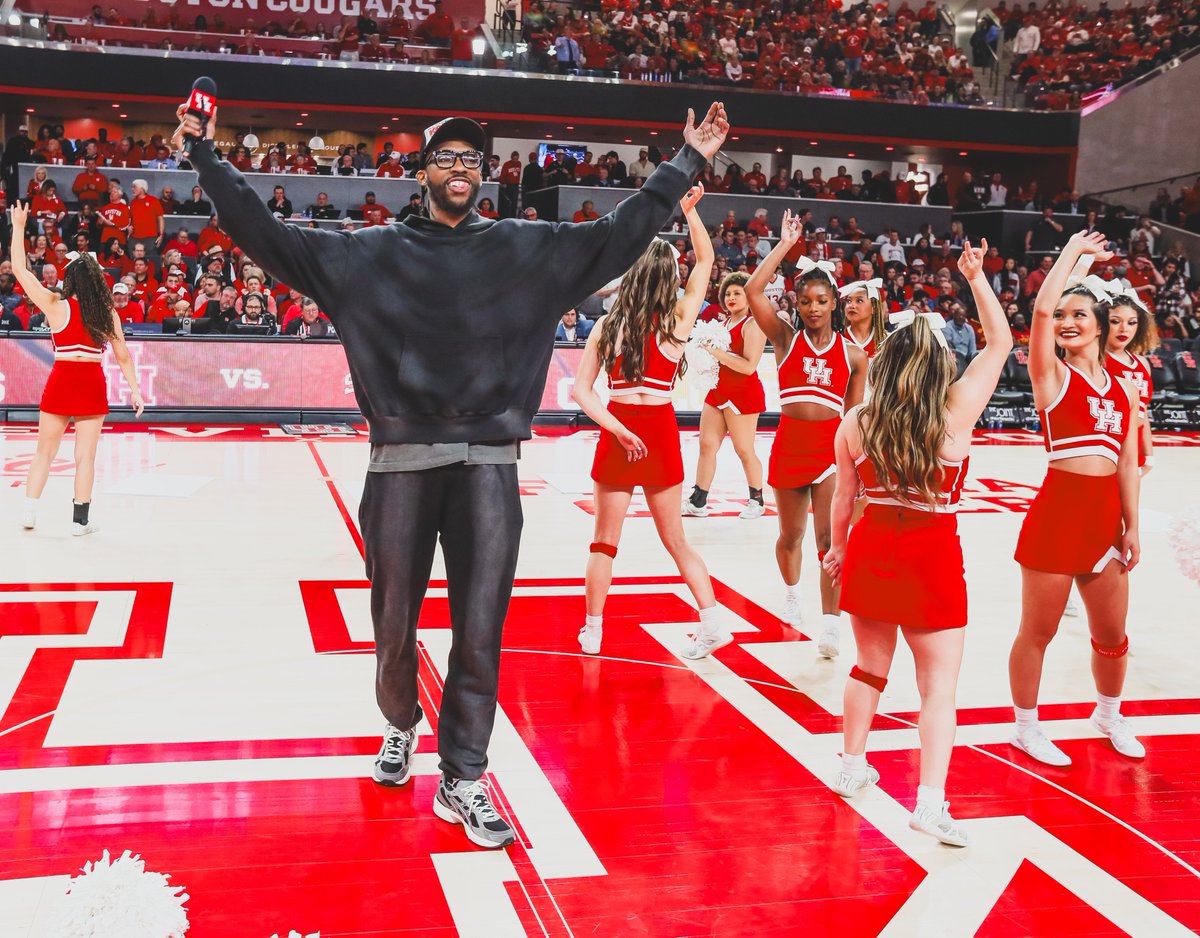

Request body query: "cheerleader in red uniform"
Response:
[1103, 288, 1156, 474]
[571, 185, 732, 660]
[822, 240, 1011, 847]
[1008, 231, 1144, 767]
[746, 212, 868, 658]
[683, 271, 768, 519]
[9, 201, 145, 535]
[838, 277, 887, 360]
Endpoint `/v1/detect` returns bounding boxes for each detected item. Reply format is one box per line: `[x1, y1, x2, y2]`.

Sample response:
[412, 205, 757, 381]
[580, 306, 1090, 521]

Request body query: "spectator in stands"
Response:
[397, 193, 423, 222]
[179, 185, 212, 217]
[986, 173, 1008, 207]
[1025, 208, 1063, 256]
[521, 207, 538, 221]
[309, 192, 340, 220]
[475, 198, 498, 219]
[164, 227, 198, 261]
[148, 146, 178, 170]
[1053, 189, 1086, 214]
[554, 307, 592, 342]
[128, 179, 165, 254]
[0, 272, 22, 325]
[234, 292, 279, 334]
[202, 284, 239, 331]
[498, 150, 522, 218]
[285, 297, 336, 337]
[879, 230, 908, 268]
[377, 152, 405, 178]
[1149, 187, 1180, 226]
[1024, 254, 1054, 299]
[266, 185, 293, 218]
[193, 272, 222, 310]
[72, 158, 108, 207]
[573, 200, 599, 223]
[32, 180, 67, 233]
[418, 0, 455, 46]
[521, 151, 543, 200]
[198, 218, 232, 257]
[627, 149, 655, 184]
[955, 171, 983, 211]
[943, 304, 978, 358]
[358, 192, 393, 221]
[108, 282, 142, 325]
[160, 186, 180, 215]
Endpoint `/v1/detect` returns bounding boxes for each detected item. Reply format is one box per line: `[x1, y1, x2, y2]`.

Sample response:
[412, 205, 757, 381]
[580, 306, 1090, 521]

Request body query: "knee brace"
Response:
[850, 665, 888, 693]
[589, 542, 618, 559]
[1090, 636, 1129, 658]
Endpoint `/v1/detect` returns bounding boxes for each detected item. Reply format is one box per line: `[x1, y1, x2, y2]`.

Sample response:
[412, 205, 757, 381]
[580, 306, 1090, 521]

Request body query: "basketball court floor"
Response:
[0, 422, 1197, 937]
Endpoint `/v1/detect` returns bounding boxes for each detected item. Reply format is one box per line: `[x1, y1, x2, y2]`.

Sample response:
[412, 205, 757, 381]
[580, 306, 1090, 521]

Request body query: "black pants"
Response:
[499, 183, 520, 218]
[359, 462, 522, 780]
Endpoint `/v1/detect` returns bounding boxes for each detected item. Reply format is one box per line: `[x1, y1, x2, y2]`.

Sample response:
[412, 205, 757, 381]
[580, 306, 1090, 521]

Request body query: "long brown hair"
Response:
[1109, 296, 1160, 355]
[858, 317, 956, 508]
[60, 254, 117, 345]
[597, 239, 687, 383]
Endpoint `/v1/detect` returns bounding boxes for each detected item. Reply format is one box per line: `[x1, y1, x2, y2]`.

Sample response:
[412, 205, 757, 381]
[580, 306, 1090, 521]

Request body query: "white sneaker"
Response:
[681, 500, 709, 517]
[781, 595, 802, 627]
[680, 628, 734, 659]
[1091, 712, 1146, 759]
[817, 620, 841, 659]
[1010, 727, 1072, 766]
[21, 507, 36, 530]
[910, 801, 970, 847]
[832, 764, 879, 797]
[71, 522, 98, 537]
[738, 500, 765, 520]
[1062, 597, 1080, 617]
[578, 624, 602, 656]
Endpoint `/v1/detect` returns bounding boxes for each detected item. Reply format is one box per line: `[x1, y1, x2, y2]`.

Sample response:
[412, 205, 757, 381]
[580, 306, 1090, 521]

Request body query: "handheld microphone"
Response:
[183, 76, 218, 155]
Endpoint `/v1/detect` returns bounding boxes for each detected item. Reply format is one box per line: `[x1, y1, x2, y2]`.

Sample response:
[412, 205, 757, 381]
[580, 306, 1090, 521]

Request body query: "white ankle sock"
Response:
[784, 581, 800, 600]
[584, 614, 602, 630]
[697, 605, 721, 634]
[822, 613, 841, 630]
[841, 751, 866, 776]
[1014, 706, 1039, 734]
[916, 784, 944, 810]
[23, 496, 39, 512]
[1095, 693, 1121, 724]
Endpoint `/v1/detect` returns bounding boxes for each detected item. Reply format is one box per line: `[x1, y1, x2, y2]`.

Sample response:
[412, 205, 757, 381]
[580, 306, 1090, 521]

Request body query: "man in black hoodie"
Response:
[174, 97, 728, 848]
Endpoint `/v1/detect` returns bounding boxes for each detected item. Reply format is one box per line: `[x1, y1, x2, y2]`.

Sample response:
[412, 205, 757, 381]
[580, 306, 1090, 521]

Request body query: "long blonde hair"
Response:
[858, 317, 956, 508]
[597, 239, 687, 383]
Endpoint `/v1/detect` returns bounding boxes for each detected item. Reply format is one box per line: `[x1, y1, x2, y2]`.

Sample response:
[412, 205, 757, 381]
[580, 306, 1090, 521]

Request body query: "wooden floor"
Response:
[1, 423, 1198, 937]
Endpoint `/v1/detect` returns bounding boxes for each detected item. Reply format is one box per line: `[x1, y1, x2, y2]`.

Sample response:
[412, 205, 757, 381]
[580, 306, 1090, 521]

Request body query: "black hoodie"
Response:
[191, 139, 705, 443]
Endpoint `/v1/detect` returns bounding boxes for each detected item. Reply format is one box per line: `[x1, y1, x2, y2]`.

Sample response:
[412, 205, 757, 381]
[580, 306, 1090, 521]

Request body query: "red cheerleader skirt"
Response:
[1015, 467, 1125, 575]
[591, 401, 683, 488]
[841, 505, 967, 630]
[40, 360, 109, 417]
[768, 415, 839, 489]
[704, 372, 766, 415]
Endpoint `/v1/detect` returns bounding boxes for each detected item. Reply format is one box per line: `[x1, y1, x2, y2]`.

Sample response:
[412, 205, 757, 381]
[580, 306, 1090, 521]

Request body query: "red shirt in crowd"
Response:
[72, 170, 108, 205]
[130, 194, 165, 239]
[358, 202, 393, 221]
[100, 202, 131, 242]
[451, 27, 475, 61]
[499, 158, 522, 185]
[376, 161, 405, 178]
[198, 227, 233, 255]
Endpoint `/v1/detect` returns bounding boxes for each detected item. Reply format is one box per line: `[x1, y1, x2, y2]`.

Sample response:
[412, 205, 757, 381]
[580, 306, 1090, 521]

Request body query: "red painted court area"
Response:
[0, 426, 1196, 935]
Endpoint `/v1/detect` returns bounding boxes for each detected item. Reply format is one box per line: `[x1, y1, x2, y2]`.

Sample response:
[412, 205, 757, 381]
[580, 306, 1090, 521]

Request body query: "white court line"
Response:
[502, 646, 1200, 883]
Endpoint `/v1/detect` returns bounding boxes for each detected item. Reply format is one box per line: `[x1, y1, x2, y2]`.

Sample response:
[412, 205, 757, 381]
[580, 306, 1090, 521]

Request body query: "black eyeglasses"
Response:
[426, 148, 484, 170]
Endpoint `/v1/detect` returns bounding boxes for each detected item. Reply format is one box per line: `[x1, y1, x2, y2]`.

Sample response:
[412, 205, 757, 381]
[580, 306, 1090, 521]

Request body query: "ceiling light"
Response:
[119, 114, 127, 119]
[309, 135, 326, 149]
[847, 153, 855, 158]
[809, 141, 818, 146]
[295, 122, 303, 126]
[243, 134, 260, 148]
[28, 16, 39, 28]
[959, 151, 969, 156]
[775, 147, 783, 153]
[300, 112, 308, 117]
[25, 107, 35, 113]
[7, 13, 19, 26]
[112, 103, 120, 108]
[650, 131, 657, 136]
[471, 37, 486, 56]
[885, 146, 894, 151]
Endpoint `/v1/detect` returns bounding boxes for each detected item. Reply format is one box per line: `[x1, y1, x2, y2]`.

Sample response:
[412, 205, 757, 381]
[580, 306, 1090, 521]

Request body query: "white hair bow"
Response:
[838, 277, 882, 301]
[796, 256, 839, 285]
[64, 251, 98, 268]
[1070, 274, 1116, 304]
[890, 309, 949, 349]
[1105, 286, 1149, 316]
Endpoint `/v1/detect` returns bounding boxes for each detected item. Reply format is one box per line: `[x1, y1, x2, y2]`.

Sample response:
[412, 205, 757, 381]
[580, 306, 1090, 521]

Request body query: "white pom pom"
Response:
[51, 850, 189, 938]
[1168, 509, 1200, 585]
[268, 932, 321, 938]
[685, 320, 732, 394]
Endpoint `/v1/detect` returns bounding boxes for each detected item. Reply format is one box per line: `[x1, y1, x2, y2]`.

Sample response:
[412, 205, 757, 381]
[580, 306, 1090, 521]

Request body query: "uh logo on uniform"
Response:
[803, 357, 833, 386]
[1089, 396, 1124, 434]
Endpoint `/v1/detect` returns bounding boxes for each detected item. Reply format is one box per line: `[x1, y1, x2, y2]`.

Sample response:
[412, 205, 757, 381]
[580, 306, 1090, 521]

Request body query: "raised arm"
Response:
[7, 202, 69, 321]
[745, 208, 800, 348]
[549, 103, 726, 304]
[172, 103, 351, 315]
[1029, 230, 1110, 392]
[670, 185, 714, 338]
[948, 238, 1013, 428]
